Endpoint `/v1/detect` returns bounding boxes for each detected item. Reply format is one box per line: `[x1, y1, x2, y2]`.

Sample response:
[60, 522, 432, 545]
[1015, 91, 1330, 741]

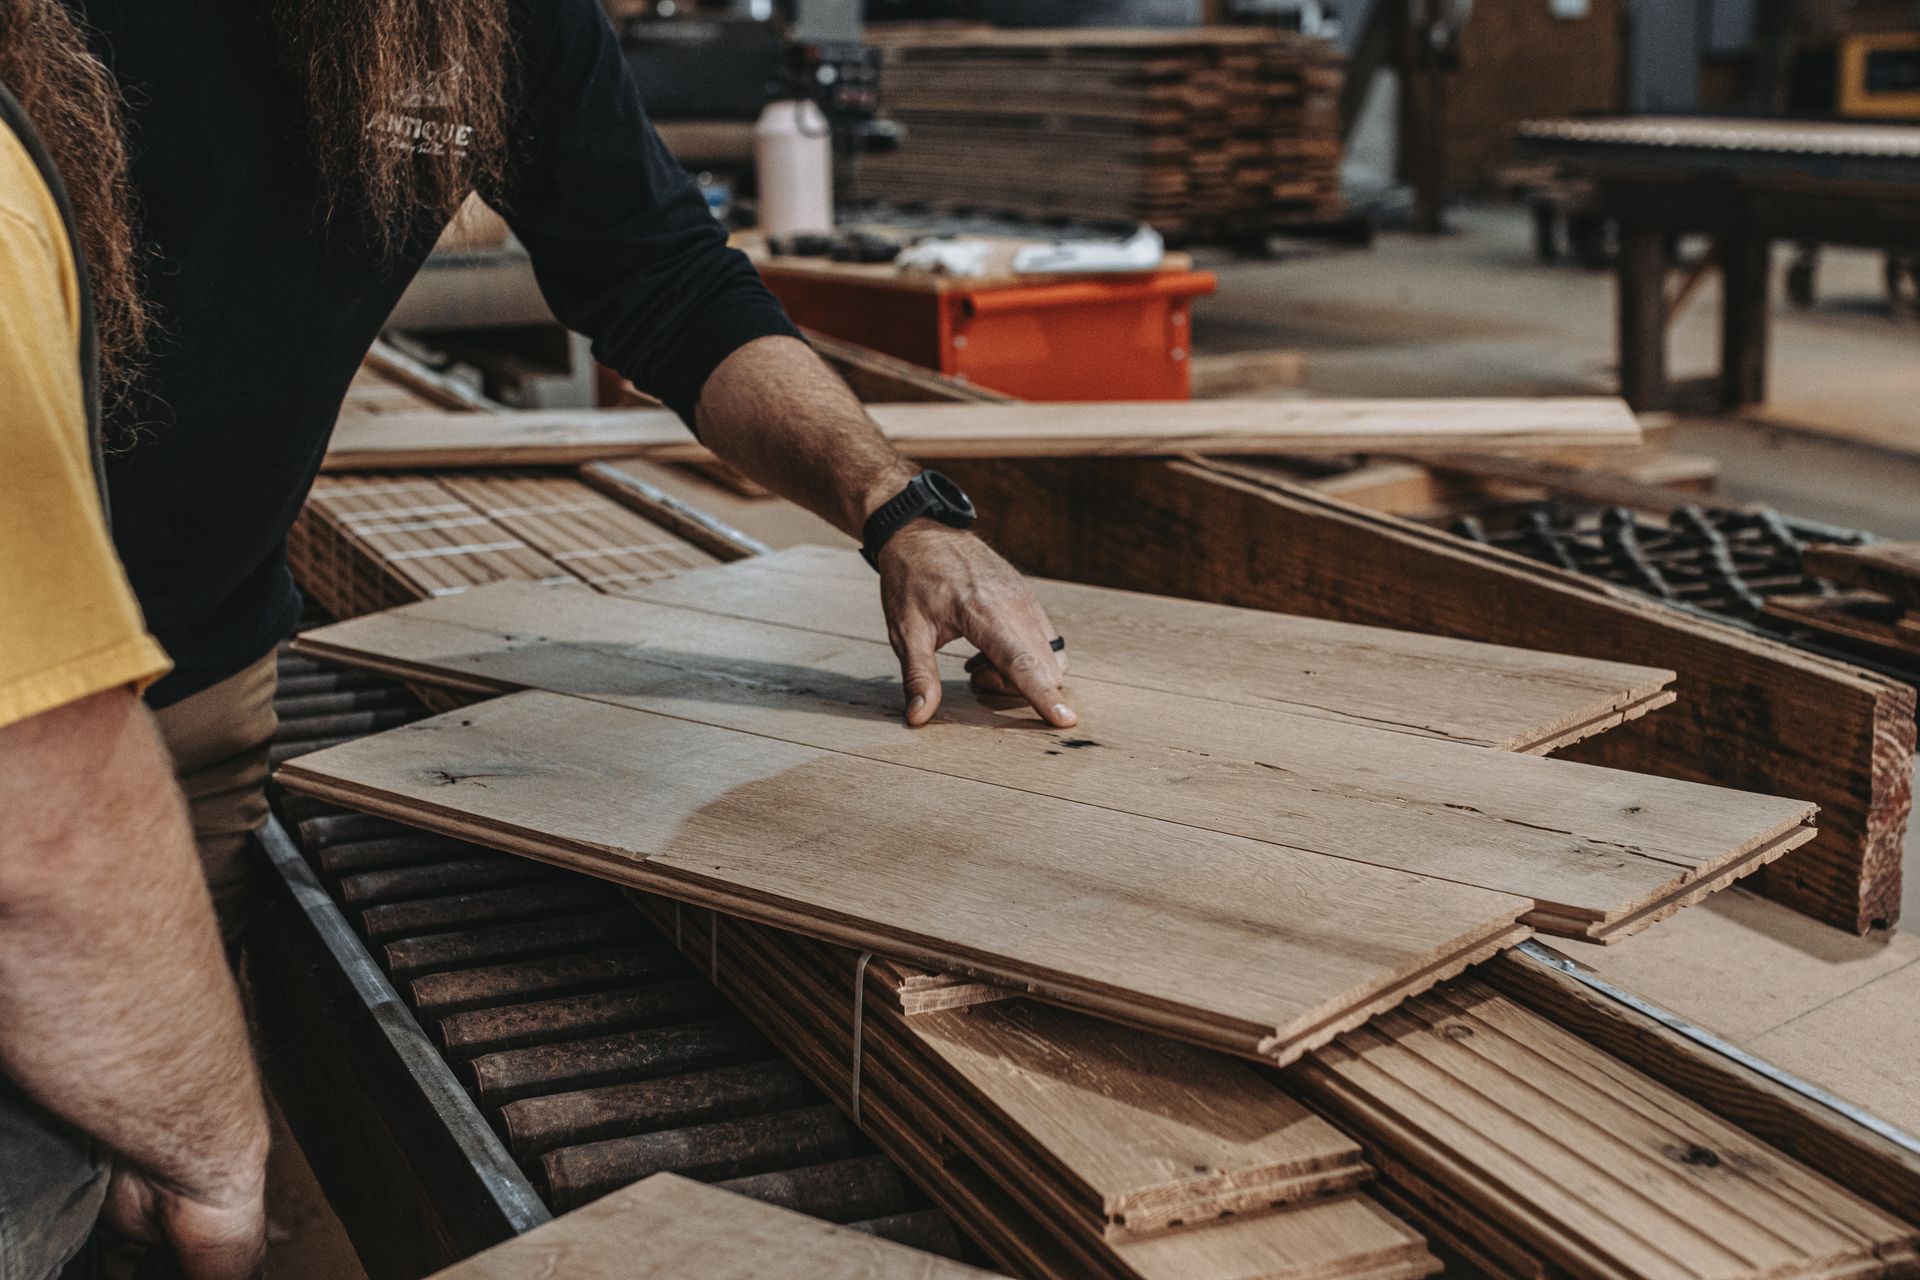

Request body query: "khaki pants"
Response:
[152, 652, 280, 943]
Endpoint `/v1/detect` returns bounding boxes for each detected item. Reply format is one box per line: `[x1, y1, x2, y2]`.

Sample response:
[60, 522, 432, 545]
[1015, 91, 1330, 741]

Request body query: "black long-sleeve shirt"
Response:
[77, 0, 797, 706]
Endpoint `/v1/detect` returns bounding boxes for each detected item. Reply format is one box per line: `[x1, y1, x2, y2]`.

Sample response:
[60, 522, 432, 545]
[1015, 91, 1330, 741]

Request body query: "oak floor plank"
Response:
[321, 399, 1642, 472]
[424, 1173, 998, 1279]
[293, 580, 1813, 940]
[275, 689, 1534, 1065]
[620, 546, 1677, 755]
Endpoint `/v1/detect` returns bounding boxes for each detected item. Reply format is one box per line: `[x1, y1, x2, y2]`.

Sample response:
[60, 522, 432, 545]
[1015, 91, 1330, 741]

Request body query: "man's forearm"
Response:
[693, 335, 917, 535]
[0, 688, 268, 1202]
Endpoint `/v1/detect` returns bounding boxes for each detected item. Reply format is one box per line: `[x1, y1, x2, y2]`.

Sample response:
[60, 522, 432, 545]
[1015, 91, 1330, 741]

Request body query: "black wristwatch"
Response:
[861, 470, 977, 569]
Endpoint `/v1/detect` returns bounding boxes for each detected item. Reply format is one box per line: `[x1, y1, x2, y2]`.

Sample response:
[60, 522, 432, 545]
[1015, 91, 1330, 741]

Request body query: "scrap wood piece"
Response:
[274, 689, 1537, 1067]
[292, 580, 1815, 941]
[631, 897, 1434, 1280]
[1766, 593, 1920, 662]
[320, 399, 1644, 472]
[1289, 980, 1920, 1280]
[931, 454, 1917, 935]
[625, 544, 1678, 755]
[1803, 543, 1920, 608]
[424, 1172, 1000, 1280]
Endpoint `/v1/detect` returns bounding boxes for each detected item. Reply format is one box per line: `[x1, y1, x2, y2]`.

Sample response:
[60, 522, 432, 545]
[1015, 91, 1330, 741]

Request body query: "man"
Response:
[0, 5, 269, 1276]
[75, 0, 1076, 940]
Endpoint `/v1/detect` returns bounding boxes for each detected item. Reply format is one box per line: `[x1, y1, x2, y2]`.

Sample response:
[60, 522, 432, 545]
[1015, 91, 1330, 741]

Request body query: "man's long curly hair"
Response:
[0, 0, 512, 403]
[0, 0, 148, 398]
[272, 0, 513, 248]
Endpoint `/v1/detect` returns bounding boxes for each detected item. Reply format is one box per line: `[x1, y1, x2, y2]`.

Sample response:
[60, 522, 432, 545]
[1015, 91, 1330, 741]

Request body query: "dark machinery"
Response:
[616, 1, 897, 196]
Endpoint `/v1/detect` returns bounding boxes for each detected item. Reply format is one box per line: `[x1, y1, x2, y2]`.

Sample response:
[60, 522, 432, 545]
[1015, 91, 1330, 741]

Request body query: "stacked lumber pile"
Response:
[632, 903, 1920, 1280]
[629, 899, 1439, 1280]
[1769, 543, 1920, 667]
[854, 26, 1343, 238]
[278, 549, 1826, 1049]
[286, 471, 719, 620]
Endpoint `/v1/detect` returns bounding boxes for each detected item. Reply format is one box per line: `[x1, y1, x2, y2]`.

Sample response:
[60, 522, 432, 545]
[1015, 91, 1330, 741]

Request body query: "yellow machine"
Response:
[1836, 30, 1920, 118]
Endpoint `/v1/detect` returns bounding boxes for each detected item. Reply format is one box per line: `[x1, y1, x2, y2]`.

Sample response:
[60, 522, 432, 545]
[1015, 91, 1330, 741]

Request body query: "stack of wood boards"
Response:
[1768, 543, 1920, 665]
[627, 897, 1440, 1280]
[277, 544, 1822, 1070]
[634, 900, 1920, 1280]
[425, 1172, 1002, 1279]
[855, 26, 1343, 237]
[319, 399, 1644, 472]
[287, 471, 720, 620]
[1289, 978, 1920, 1280]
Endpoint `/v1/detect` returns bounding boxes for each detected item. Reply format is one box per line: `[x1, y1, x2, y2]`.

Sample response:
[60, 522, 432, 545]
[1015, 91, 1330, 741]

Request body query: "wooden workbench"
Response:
[1517, 116, 1920, 413]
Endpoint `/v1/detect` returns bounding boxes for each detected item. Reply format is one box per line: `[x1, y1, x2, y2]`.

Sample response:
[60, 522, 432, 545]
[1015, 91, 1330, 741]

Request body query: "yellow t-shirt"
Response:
[0, 122, 170, 728]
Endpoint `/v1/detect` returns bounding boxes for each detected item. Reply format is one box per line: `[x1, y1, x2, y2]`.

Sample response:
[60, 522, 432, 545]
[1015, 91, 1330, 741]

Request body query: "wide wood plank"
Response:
[276, 690, 1535, 1065]
[321, 399, 1643, 471]
[619, 546, 1677, 754]
[1801, 543, 1920, 608]
[1289, 980, 1920, 1280]
[933, 454, 1916, 934]
[294, 581, 1815, 940]
[425, 1173, 998, 1279]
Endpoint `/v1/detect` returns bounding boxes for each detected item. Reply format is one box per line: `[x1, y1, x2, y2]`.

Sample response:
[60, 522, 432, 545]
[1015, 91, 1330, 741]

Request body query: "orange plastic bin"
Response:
[754, 256, 1218, 402]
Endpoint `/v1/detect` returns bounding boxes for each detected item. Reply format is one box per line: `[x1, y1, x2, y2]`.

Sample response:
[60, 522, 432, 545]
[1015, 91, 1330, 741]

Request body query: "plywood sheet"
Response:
[321, 399, 1643, 471]
[425, 1173, 999, 1279]
[293, 580, 1814, 940]
[276, 689, 1535, 1066]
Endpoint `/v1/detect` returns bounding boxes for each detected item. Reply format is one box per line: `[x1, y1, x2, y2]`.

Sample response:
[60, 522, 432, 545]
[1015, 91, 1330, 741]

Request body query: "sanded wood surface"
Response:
[293, 579, 1814, 941]
[1290, 980, 1920, 1280]
[424, 1172, 998, 1279]
[620, 546, 1676, 754]
[934, 454, 1916, 934]
[276, 689, 1536, 1066]
[635, 898, 1435, 1280]
[320, 400, 1643, 471]
[1803, 544, 1920, 609]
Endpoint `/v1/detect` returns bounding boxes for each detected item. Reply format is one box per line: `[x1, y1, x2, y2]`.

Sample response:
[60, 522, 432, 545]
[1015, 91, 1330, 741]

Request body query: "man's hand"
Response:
[103, 1162, 267, 1280]
[690, 336, 1077, 729]
[878, 523, 1076, 729]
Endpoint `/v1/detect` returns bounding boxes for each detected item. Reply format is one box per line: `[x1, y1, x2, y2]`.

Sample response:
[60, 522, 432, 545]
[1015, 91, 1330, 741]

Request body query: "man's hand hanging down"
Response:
[691, 335, 1078, 729]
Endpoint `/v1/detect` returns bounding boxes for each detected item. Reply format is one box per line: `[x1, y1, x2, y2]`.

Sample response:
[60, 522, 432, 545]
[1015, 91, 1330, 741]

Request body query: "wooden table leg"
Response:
[1617, 221, 1670, 412]
[1719, 228, 1771, 410]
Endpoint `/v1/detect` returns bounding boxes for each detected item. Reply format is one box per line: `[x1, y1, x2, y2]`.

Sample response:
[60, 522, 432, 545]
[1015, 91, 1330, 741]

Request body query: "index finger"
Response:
[967, 602, 1075, 729]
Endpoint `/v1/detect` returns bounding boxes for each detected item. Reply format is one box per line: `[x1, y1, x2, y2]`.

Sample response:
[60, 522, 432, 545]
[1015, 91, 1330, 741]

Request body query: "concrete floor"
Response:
[1191, 205, 1920, 1136]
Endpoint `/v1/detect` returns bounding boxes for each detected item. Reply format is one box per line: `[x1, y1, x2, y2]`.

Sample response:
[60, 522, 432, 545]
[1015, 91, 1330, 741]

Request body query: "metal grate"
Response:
[1448, 502, 1919, 688]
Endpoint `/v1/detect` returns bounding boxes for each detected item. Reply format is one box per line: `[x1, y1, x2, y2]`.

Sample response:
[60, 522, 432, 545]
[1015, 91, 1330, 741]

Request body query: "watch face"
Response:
[925, 470, 976, 519]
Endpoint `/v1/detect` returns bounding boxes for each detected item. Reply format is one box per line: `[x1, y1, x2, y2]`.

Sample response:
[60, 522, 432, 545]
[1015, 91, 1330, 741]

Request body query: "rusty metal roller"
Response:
[544, 1104, 856, 1210]
[435, 980, 720, 1060]
[500, 1059, 811, 1160]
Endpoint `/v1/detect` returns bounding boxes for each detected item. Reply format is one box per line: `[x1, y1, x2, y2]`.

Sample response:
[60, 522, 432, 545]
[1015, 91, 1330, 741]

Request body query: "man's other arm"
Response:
[0, 687, 268, 1279]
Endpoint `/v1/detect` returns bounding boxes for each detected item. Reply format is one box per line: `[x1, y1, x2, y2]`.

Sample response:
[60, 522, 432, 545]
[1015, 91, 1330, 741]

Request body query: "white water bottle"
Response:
[754, 99, 834, 237]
